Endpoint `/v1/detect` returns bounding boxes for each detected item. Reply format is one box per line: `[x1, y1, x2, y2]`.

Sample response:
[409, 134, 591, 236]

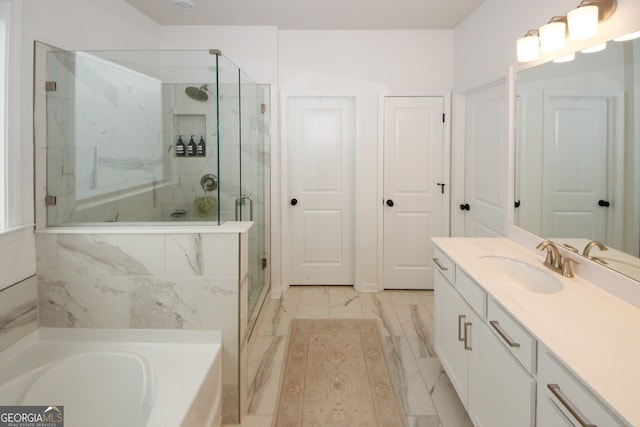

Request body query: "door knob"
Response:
[386, 199, 394, 207]
[290, 198, 298, 206]
[598, 200, 610, 207]
[460, 203, 470, 211]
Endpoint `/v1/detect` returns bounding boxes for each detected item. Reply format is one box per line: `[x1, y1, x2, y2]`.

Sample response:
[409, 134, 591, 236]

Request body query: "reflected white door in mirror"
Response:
[513, 34, 640, 283]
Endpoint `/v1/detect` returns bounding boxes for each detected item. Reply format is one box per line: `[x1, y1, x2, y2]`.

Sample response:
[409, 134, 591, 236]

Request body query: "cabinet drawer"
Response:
[455, 268, 486, 317]
[487, 299, 536, 374]
[538, 350, 626, 427]
[433, 247, 455, 284]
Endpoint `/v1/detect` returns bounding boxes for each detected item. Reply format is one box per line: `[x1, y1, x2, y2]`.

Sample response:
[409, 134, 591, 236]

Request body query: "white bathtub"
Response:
[0, 328, 222, 427]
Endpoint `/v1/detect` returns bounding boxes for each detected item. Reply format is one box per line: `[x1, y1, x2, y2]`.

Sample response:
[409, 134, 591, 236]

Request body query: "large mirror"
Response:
[514, 33, 640, 282]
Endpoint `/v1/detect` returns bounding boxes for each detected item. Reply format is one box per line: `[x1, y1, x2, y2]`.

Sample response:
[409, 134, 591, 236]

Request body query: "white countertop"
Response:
[432, 237, 640, 426]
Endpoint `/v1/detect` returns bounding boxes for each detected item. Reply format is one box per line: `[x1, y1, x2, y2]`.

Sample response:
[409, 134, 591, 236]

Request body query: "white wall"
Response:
[279, 30, 453, 291]
[160, 26, 278, 85]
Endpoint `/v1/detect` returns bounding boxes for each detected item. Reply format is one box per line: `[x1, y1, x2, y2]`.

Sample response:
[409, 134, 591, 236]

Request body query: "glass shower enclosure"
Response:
[41, 46, 270, 333]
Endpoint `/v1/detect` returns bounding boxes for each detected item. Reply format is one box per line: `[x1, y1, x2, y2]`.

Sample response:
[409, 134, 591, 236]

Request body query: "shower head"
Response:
[185, 84, 209, 101]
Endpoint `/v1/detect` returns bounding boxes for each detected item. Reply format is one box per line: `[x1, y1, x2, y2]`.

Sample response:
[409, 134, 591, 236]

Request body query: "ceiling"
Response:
[124, 0, 486, 30]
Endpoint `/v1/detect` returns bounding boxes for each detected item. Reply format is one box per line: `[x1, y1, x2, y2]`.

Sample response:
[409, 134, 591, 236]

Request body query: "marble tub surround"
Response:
[432, 237, 640, 426]
[35, 223, 251, 424]
[0, 276, 38, 352]
[237, 286, 472, 427]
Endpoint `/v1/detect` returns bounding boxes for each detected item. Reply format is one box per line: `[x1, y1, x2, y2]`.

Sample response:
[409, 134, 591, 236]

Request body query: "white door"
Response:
[287, 96, 355, 285]
[462, 83, 507, 237]
[542, 95, 610, 242]
[383, 97, 446, 290]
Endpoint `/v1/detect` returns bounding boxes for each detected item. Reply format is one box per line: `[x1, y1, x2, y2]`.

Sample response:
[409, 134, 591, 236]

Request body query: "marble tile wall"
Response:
[36, 230, 248, 424]
[44, 51, 164, 225]
[0, 276, 38, 352]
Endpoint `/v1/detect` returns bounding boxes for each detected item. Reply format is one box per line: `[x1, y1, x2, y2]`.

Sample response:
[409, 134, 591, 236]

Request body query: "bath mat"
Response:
[273, 319, 407, 426]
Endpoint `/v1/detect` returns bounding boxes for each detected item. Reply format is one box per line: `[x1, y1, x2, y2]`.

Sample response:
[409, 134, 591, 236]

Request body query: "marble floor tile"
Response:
[247, 336, 286, 416]
[383, 336, 437, 416]
[255, 289, 299, 337]
[295, 303, 330, 319]
[417, 358, 470, 427]
[387, 289, 434, 305]
[227, 415, 273, 427]
[328, 286, 363, 318]
[360, 292, 405, 336]
[296, 285, 329, 305]
[408, 415, 443, 427]
[394, 303, 437, 358]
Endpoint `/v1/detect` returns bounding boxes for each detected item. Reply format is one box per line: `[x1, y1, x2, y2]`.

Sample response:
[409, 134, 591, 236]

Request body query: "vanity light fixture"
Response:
[553, 53, 576, 63]
[540, 17, 567, 53]
[516, 0, 617, 63]
[174, 0, 195, 10]
[581, 42, 607, 53]
[614, 30, 640, 42]
[517, 30, 540, 63]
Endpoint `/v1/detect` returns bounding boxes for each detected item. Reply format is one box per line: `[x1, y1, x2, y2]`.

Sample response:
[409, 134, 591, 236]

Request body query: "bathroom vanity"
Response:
[432, 237, 639, 427]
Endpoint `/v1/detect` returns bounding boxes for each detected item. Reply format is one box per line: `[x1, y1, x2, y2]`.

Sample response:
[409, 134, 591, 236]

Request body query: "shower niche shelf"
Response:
[173, 114, 207, 157]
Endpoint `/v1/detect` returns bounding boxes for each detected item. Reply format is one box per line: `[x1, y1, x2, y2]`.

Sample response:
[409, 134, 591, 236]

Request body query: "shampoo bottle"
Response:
[187, 135, 197, 156]
[176, 135, 186, 157]
[197, 136, 206, 156]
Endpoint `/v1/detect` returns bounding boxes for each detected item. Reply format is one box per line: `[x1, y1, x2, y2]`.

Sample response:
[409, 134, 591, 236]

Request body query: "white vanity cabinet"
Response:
[434, 248, 536, 427]
[434, 266, 480, 404]
[537, 347, 626, 427]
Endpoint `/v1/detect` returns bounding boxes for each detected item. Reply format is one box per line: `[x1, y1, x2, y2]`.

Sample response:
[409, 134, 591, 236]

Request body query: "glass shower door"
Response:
[217, 61, 270, 335]
[239, 72, 271, 334]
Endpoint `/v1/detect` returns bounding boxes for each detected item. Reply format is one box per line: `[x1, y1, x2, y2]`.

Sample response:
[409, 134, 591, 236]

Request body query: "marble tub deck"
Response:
[227, 286, 472, 427]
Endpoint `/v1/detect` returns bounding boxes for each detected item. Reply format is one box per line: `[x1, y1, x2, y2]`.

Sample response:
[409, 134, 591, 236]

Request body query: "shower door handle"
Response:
[235, 196, 254, 221]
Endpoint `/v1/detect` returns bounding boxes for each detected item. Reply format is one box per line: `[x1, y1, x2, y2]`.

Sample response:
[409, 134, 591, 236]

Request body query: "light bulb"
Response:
[517, 34, 540, 63]
[568, 5, 599, 40]
[539, 21, 566, 53]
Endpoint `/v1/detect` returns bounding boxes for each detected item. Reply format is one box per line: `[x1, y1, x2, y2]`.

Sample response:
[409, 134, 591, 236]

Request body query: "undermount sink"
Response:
[475, 255, 563, 294]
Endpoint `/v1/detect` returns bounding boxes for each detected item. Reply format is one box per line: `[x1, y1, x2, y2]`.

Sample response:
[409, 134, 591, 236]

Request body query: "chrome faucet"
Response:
[583, 241, 608, 257]
[536, 240, 579, 278]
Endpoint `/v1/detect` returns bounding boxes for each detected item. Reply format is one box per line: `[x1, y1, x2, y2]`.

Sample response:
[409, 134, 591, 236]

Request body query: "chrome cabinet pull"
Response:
[433, 258, 448, 271]
[547, 384, 597, 427]
[464, 322, 472, 350]
[489, 320, 521, 348]
[458, 315, 466, 341]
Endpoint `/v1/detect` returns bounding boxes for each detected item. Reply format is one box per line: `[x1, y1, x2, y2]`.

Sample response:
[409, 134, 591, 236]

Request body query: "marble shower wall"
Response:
[44, 51, 165, 225]
[36, 230, 249, 423]
[38, 47, 255, 226]
[0, 276, 38, 352]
